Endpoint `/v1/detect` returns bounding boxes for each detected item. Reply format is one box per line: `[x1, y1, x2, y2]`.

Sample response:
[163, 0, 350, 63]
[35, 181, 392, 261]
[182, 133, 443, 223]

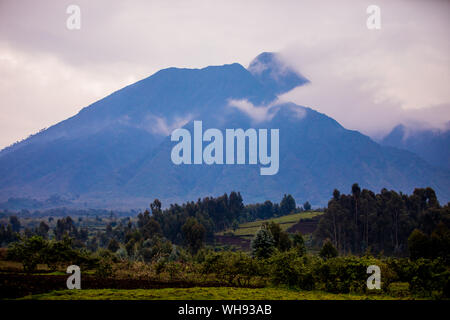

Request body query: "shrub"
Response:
[319, 240, 338, 259]
[201, 251, 265, 286]
[251, 229, 275, 259]
[95, 257, 114, 278]
[269, 250, 315, 290]
[388, 282, 410, 297]
[7, 235, 47, 272]
[314, 256, 389, 294]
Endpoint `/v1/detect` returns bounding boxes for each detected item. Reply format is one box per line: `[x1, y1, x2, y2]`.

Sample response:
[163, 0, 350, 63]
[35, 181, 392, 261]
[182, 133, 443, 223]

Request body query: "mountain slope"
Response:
[0, 53, 449, 208]
[381, 124, 450, 170]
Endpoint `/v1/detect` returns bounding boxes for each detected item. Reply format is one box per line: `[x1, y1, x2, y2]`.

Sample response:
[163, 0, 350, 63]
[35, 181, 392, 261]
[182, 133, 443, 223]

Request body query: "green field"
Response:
[19, 287, 411, 300]
[216, 211, 322, 238]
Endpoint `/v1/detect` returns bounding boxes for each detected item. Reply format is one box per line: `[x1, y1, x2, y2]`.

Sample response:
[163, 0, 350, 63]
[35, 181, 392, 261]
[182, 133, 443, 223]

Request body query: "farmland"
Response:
[216, 211, 322, 239]
[20, 287, 411, 300]
[214, 211, 323, 250]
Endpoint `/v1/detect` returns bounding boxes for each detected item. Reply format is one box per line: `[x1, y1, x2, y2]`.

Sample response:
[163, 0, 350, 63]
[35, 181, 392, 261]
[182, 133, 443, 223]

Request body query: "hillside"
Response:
[215, 211, 323, 250]
[381, 124, 450, 170]
[0, 52, 449, 208]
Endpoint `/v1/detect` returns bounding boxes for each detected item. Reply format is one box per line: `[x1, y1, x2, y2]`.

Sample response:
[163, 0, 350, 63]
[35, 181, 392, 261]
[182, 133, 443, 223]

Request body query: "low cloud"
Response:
[146, 115, 193, 136]
[228, 99, 305, 123]
[0, 0, 448, 147]
[277, 0, 450, 138]
[228, 99, 276, 123]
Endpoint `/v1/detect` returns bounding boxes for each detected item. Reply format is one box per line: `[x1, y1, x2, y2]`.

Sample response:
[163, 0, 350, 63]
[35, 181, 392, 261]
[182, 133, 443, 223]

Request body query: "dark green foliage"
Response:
[408, 223, 450, 263]
[303, 201, 311, 211]
[107, 238, 120, 253]
[315, 186, 448, 255]
[35, 221, 49, 239]
[251, 229, 275, 259]
[280, 194, 296, 215]
[7, 236, 97, 272]
[137, 210, 162, 240]
[408, 229, 430, 260]
[315, 256, 386, 294]
[319, 240, 338, 259]
[262, 221, 291, 252]
[0, 223, 19, 245]
[95, 257, 114, 278]
[201, 251, 265, 286]
[269, 250, 315, 290]
[138, 235, 173, 262]
[293, 232, 306, 256]
[7, 235, 46, 272]
[181, 217, 206, 254]
[150, 192, 243, 244]
[9, 216, 21, 232]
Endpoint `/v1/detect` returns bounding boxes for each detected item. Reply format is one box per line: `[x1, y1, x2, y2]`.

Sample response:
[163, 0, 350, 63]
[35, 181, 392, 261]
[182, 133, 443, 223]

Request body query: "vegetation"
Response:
[0, 187, 449, 300]
[315, 185, 450, 256]
[20, 287, 415, 300]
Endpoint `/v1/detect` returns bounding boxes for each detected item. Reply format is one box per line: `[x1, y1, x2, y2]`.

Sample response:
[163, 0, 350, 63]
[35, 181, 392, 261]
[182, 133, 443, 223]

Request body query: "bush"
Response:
[408, 258, 449, 298]
[201, 251, 265, 286]
[319, 240, 338, 259]
[388, 282, 410, 297]
[95, 257, 114, 278]
[315, 256, 390, 294]
[269, 250, 315, 290]
[251, 229, 275, 259]
[7, 236, 47, 272]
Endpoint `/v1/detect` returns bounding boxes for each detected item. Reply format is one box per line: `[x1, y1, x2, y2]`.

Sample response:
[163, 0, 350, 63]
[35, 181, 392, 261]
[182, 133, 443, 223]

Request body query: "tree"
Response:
[263, 222, 291, 252]
[280, 194, 296, 215]
[107, 238, 120, 253]
[333, 189, 341, 201]
[293, 232, 306, 256]
[303, 201, 312, 211]
[351, 183, 361, 226]
[181, 217, 206, 254]
[251, 228, 275, 259]
[7, 236, 47, 272]
[9, 216, 21, 233]
[408, 229, 431, 260]
[319, 240, 338, 259]
[36, 221, 50, 239]
[232, 220, 239, 232]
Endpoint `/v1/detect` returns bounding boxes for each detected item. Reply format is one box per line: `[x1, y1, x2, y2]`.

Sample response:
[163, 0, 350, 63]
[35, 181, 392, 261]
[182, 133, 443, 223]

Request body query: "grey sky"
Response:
[0, 0, 449, 148]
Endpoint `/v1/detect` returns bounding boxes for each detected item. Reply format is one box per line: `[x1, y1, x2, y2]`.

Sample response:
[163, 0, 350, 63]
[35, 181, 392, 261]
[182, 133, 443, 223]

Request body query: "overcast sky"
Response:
[0, 0, 449, 149]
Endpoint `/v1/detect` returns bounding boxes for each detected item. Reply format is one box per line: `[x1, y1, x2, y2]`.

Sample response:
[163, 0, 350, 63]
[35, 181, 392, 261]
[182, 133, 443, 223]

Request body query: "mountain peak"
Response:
[247, 52, 308, 95]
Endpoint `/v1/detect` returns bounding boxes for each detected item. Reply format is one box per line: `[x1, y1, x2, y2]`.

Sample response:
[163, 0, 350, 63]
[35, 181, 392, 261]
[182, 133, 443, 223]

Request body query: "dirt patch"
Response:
[286, 216, 321, 234]
[215, 235, 251, 250]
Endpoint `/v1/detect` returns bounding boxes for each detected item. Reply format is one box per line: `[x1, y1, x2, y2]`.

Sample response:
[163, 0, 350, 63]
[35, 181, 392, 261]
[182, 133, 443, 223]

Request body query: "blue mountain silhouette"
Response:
[0, 52, 448, 208]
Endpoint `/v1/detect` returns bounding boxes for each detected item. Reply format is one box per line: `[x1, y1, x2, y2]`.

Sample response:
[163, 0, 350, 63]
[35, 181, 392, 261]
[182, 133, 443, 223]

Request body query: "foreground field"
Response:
[20, 287, 414, 300]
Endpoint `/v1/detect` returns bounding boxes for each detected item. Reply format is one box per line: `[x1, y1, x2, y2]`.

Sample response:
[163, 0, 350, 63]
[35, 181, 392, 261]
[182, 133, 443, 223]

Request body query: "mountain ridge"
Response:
[0, 53, 448, 209]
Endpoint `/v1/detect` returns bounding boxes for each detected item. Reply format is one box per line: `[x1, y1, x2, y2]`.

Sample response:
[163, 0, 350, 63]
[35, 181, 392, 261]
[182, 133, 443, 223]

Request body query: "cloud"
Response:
[277, 0, 450, 138]
[228, 99, 305, 123]
[228, 99, 276, 123]
[145, 115, 193, 136]
[0, 0, 448, 147]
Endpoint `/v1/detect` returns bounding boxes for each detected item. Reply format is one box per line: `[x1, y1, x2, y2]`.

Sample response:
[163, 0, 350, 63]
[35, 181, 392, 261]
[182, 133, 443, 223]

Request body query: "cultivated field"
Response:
[20, 287, 411, 300]
[216, 211, 323, 239]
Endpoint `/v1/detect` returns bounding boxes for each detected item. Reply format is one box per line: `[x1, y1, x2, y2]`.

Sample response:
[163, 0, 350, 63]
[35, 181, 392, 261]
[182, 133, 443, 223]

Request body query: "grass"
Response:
[19, 286, 411, 300]
[216, 211, 323, 238]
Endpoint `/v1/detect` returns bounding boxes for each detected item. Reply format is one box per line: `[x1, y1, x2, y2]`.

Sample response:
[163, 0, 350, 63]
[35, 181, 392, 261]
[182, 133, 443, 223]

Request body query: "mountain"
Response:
[0, 52, 449, 209]
[381, 124, 450, 170]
